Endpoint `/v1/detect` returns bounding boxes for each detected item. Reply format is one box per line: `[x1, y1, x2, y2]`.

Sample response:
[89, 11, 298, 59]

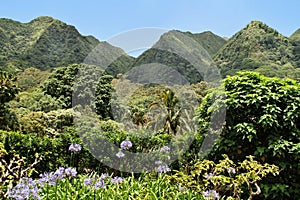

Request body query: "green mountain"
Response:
[290, 28, 300, 41]
[214, 21, 296, 76]
[130, 30, 225, 84]
[183, 31, 227, 56]
[290, 29, 300, 68]
[0, 16, 133, 73]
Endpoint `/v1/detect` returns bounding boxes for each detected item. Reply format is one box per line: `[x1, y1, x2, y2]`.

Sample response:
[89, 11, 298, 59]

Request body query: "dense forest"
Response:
[0, 17, 299, 199]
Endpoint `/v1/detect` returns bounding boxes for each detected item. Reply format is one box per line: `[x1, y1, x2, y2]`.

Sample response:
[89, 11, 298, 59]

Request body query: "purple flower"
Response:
[8, 177, 41, 200]
[205, 173, 215, 180]
[116, 151, 125, 158]
[120, 140, 132, 150]
[157, 164, 171, 173]
[160, 146, 170, 152]
[54, 167, 66, 180]
[64, 167, 77, 177]
[227, 167, 236, 175]
[179, 186, 186, 192]
[94, 180, 106, 189]
[203, 190, 219, 199]
[110, 176, 123, 184]
[69, 143, 82, 153]
[100, 173, 109, 180]
[84, 173, 109, 190]
[38, 167, 77, 187]
[83, 178, 92, 186]
[38, 172, 56, 186]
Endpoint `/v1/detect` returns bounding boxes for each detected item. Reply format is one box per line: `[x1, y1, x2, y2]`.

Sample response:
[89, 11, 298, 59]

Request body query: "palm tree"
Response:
[150, 89, 181, 135]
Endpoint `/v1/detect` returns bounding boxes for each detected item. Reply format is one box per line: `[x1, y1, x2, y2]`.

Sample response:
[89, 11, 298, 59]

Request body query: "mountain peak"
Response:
[0, 16, 101, 71]
[28, 16, 65, 27]
[30, 16, 55, 22]
[155, 29, 226, 57]
[247, 20, 265, 27]
[214, 21, 294, 76]
[290, 29, 300, 41]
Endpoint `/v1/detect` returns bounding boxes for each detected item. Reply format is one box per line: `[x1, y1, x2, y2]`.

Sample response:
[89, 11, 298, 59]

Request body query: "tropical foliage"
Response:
[195, 72, 300, 199]
[1, 17, 300, 199]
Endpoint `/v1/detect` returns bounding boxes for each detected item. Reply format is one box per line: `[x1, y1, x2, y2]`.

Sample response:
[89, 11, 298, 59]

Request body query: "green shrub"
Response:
[166, 154, 279, 200]
[196, 71, 300, 199]
[19, 109, 74, 136]
[0, 129, 99, 177]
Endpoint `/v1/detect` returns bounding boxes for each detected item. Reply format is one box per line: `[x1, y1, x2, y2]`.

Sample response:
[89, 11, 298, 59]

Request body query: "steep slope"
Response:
[290, 29, 300, 68]
[0, 16, 133, 72]
[131, 30, 224, 84]
[184, 31, 227, 56]
[290, 29, 300, 41]
[214, 21, 295, 76]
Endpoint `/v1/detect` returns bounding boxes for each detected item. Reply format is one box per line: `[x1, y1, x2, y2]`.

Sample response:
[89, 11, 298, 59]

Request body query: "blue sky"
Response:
[1, 0, 299, 41]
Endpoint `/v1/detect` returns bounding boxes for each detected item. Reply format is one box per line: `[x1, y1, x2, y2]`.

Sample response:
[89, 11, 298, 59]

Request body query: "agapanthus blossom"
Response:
[94, 180, 106, 189]
[83, 173, 109, 190]
[120, 140, 132, 150]
[69, 143, 82, 153]
[64, 167, 77, 177]
[38, 167, 77, 186]
[160, 146, 170, 152]
[204, 173, 215, 180]
[110, 176, 123, 184]
[116, 151, 125, 158]
[227, 167, 236, 175]
[157, 163, 171, 173]
[83, 178, 92, 186]
[38, 172, 56, 186]
[100, 173, 109, 180]
[8, 177, 41, 200]
[203, 190, 219, 200]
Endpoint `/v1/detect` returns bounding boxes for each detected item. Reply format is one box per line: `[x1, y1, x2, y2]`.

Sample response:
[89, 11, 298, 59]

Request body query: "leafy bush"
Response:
[18, 109, 74, 136]
[9, 89, 65, 114]
[196, 71, 300, 199]
[166, 154, 279, 200]
[0, 129, 99, 177]
[42, 64, 80, 108]
[7, 171, 205, 200]
[0, 71, 20, 130]
[16, 67, 50, 91]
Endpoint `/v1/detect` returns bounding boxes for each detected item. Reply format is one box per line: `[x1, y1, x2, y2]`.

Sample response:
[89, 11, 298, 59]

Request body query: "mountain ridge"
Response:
[1, 16, 300, 80]
[0, 16, 128, 72]
[213, 21, 297, 77]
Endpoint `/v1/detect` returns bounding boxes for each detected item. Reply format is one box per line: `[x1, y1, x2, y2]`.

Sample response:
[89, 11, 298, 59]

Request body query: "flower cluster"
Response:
[204, 173, 215, 180]
[155, 161, 171, 173]
[38, 167, 77, 186]
[69, 143, 82, 153]
[116, 151, 125, 158]
[110, 176, 123, 184]
[84, 173, 109, 190]
[203, 190, 219, 200]
[227, 167, 236, 175]
[120, 140, 132, 150]
[160, 146, 170, 152]
[116, 140, 133, 158]
[8, 177, 41, 200]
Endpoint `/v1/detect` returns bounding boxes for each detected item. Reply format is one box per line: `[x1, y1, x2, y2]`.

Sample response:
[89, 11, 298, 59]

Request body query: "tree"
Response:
[196, 71, 300, 199]
[0, 71, 20, 130]
[150, 89, 181, 135]
[95, 74, 113, 120]
[42, 64, 79, 108]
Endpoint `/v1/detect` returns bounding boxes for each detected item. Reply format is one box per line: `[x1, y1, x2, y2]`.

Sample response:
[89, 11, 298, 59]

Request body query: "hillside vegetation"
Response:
[132, 30, 224, 83]
[0, 17, 300, 200]
[0, 16, 130, 72]
[214, 21, 300, 78]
